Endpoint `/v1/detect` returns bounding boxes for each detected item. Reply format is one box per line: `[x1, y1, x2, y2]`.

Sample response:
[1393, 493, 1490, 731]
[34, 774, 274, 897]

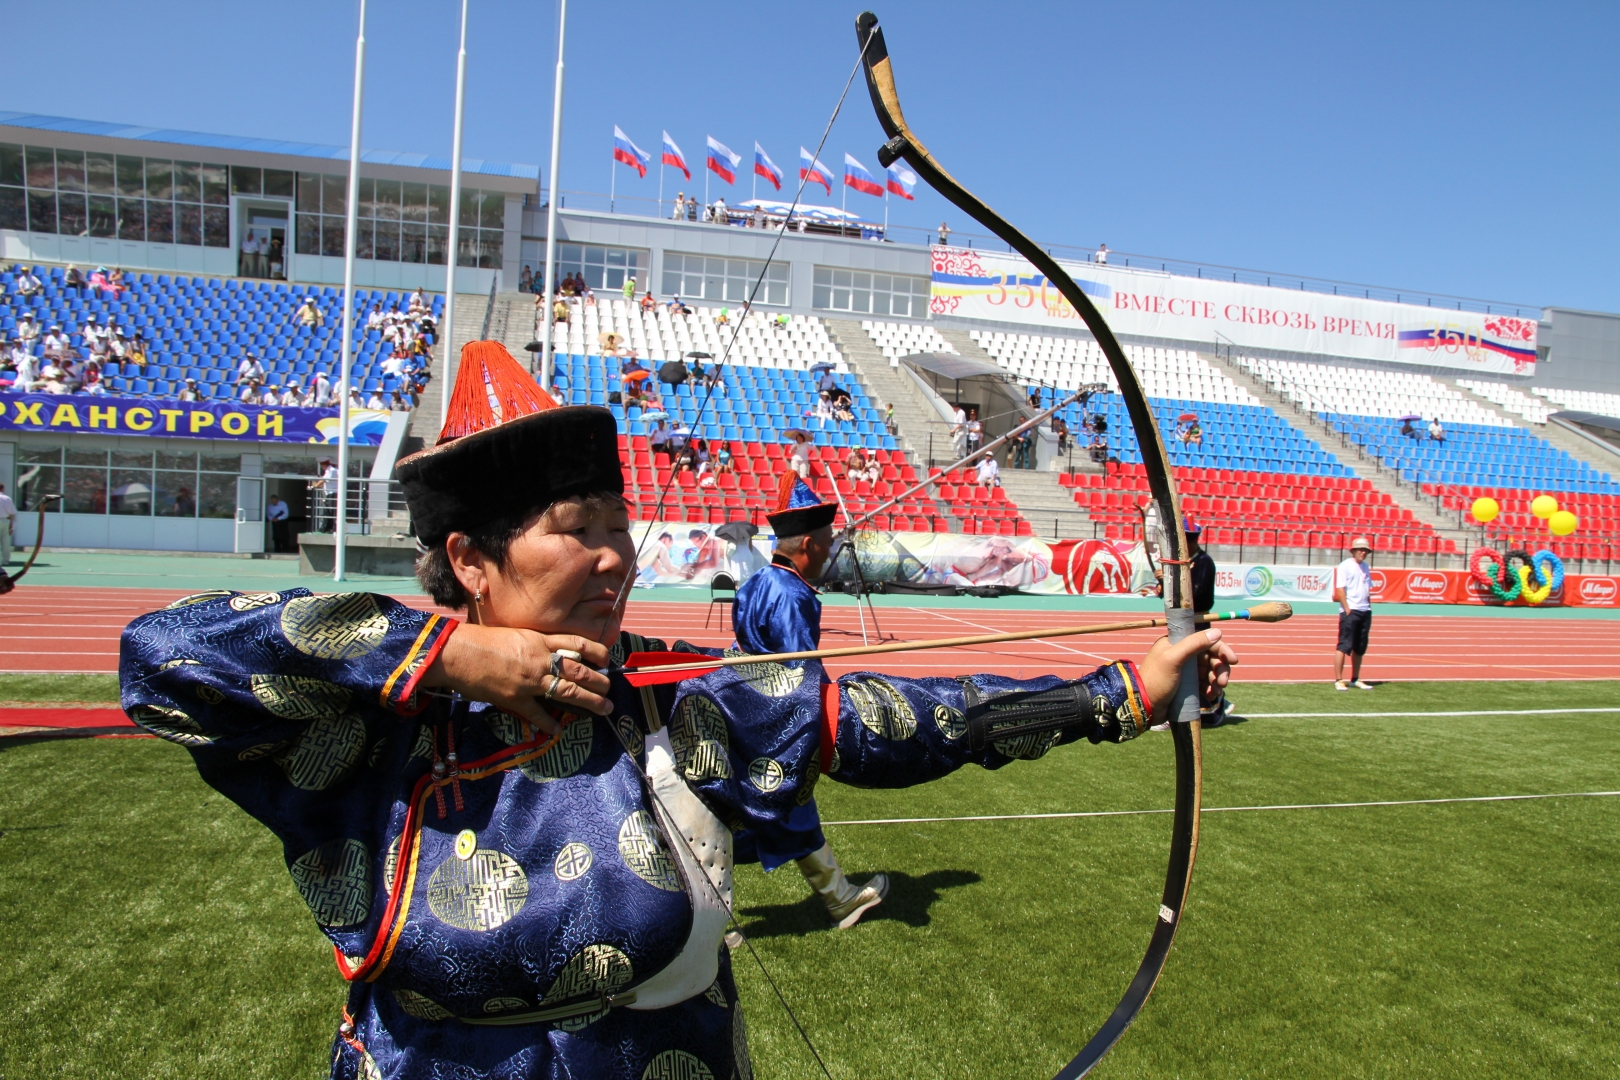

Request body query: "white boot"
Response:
[796, 843, 888, 929]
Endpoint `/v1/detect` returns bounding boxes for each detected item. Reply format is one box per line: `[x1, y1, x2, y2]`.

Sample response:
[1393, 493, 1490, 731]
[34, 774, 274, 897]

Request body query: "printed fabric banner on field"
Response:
[0, 392, 392, 444]
[930, 247, 1537, 376]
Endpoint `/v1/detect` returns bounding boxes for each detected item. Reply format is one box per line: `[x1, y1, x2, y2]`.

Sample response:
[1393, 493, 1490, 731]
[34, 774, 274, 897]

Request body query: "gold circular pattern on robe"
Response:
[844, 677, 917, 740]
[542, 943, 634, 1031]
[642, 1050, 716, 1080]
[274, 712, 367, 791]
[554, 841, 593, 882]
[747, 757, 785, 793]
[280, 593, 390, 660]
[617, 810, 681, 892]
[229, 591, 283, 612]
[722, 648, 804, 698]
[128, 703, 214, 747]
[194, 684, 225, 704]
[669, 695, 731, 782]
[485, 713, 595, 783]
[613, 715, 644, 762]
[166, 590, 232, 609]
[933, 703, 966, 740]
[393, 987, 452, 1021]
[794, 757, 819, 806]
[251, 674, 353, 720]
[426, 849, 529, 932]
[994, 729, 1062, 761]
[289, 838, 372, 927]
[237, 741, 283, 762]
[483, 996, 529, 1014]
[383, 835, 401, 894]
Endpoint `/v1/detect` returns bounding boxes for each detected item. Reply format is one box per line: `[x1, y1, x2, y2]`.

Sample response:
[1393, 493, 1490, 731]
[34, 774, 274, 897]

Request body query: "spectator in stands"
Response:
[237, 353, 265, 386]
[109, 268, 128, 293]
[0, 482, 14, 566]
[89, 267, 121, 296]
[712, 197, 728, 224]
[789, 431, 812, 479]
[845, 448, 880, 484]
[1089, 431, 1109, 463]
[830, 390, 855, 424]
[267, 236, 285, 279]
[390, 389, 409, 411]
[178, 377, 201, 402]
[266, 494, 291, 553]
[260, 383, 280, 406]
[16, 313, 39, 344]
[309, 459, 338, 533]
[14, 267, 42, 297]
[41, 325, 68, 361]
[937, 221, 950, 245]
[639, 290, 657, 313]
[518, 266, 533, 293]
[292, 296, 324, 329]
[966, 408, 983, 453]
[1399, 417, 1419, 440]
[63, 265, 86, 293]
[240, 378, 261, 403]
[811, 391, 835, 430]
[950, 403, 968, 456]
[366, 387, 385, 409]
[648, 418, 672, 460]
[884, 402, 897, 435]
[280, 381, 303, 407]
[552, 297, 570, 325]
[367, 301, 386, 331]
[39, 361, 70, 395]
[1428, 417, 1445, 442]
[714, 442, 735, 474]
[1052, 414, 1070, 455]
[1010, 425, 1032, 469]
[1333, 538, 1374, 691]
[240, 232, 260, 278]
[672, 193, 687, 220]
[313, 370, 333, 405]
[976, 452, 1000, 488]
[1094, 243, 1108, 265]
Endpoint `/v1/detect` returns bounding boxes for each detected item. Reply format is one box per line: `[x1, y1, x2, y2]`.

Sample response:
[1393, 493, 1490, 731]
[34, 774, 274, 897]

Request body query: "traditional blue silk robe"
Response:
[120, 588, 1151, 1080]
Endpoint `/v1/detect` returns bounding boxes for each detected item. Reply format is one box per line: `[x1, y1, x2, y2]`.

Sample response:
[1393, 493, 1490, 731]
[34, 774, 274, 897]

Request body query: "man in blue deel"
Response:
[731, 471, 889, 928]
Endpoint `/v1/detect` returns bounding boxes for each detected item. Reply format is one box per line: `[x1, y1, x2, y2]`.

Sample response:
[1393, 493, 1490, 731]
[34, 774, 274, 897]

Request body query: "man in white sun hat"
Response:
[1333, 536, 1374, 690]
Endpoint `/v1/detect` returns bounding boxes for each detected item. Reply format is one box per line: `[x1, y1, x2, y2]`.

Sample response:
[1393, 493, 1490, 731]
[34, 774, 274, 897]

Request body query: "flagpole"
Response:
[437, 0, 468, 428]
[538, 0, 566, 389]
[657, 158, 664, 221]
[610, 149, 616, 214]
[333, 0, 366, 583]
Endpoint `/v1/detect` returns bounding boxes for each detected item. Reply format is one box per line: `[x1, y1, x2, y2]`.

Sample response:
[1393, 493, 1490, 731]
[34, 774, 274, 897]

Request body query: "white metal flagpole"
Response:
[538, 0, 567, 390]
[334, 0, 367, 583]
[610, 148, 616, 214]
[438, 0, 469, 429]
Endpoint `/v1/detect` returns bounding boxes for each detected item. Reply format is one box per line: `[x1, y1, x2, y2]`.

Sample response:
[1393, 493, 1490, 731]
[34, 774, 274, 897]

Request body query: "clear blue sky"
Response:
[5, 1, 1616, 312]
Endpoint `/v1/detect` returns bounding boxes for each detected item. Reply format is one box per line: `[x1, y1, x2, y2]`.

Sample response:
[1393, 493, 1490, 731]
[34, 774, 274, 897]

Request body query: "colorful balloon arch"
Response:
[1470, 546, 1564, 605]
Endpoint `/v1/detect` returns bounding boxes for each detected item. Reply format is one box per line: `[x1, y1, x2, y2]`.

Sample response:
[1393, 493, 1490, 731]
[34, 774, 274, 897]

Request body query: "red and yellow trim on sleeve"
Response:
[1114, 660, 1150, 740]
[380, 614, 459, 715]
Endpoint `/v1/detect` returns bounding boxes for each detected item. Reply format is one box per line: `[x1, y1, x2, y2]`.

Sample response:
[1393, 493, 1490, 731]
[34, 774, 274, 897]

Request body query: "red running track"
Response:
[2, 584, 1616, 683]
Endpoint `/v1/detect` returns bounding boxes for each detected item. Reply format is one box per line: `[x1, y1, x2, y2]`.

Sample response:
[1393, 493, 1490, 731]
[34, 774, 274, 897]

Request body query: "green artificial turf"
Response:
[0, 672, 121, 703]
[1, 681, 1615, 1079]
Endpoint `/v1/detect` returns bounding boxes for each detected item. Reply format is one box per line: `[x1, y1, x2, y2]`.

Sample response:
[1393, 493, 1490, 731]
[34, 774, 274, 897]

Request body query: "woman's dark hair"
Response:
[414, 491, 627, 609]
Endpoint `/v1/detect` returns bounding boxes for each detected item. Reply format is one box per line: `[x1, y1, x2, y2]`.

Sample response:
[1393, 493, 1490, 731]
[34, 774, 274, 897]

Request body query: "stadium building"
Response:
[2, 112, 1618, 576]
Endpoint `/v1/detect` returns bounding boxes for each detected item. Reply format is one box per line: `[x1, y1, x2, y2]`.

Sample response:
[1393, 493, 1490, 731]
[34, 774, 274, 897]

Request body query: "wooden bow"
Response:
[0, 495, 60, 595]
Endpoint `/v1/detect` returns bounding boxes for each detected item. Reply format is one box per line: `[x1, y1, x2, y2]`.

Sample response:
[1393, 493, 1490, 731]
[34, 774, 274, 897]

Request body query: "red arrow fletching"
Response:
[619, 651, 723, 687]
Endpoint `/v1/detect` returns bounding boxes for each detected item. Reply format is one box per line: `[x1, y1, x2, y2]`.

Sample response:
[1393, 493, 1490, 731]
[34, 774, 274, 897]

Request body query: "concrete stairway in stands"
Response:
[996, 469, 1096, 539]
[1209, 351, 1475, 556]
[408, 291, 535, 445]
[823, 318, 960, 529]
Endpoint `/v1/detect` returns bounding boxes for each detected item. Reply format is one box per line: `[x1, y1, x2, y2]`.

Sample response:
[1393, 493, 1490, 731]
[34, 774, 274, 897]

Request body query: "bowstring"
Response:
[602, 36, 872, 641]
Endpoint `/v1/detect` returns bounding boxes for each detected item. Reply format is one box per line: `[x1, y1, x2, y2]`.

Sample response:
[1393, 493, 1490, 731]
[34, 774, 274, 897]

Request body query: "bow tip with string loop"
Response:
[853, 12, 1202, 1078]
[0, 494, 61, 595]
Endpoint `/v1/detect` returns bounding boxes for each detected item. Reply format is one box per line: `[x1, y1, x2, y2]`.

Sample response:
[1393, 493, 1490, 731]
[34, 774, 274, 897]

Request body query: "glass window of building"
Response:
[812, 267, 930, 317]
[661, 252, 788, 306]
[11, 447, 240, 519]
[294, 172, 504, 267]
[534, 243, 647, 293]
[0, 144, 229, 248]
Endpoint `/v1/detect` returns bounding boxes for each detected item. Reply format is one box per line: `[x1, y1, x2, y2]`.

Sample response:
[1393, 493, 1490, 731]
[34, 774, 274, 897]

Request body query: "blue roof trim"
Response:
[0, 111, 539, 181]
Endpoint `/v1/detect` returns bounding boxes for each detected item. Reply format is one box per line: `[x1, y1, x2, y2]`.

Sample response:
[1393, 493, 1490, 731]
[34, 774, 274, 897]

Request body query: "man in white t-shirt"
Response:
[0, 482, 15, 566]
[975, 453, 999, 488]
[1333, 536, 1374, 690]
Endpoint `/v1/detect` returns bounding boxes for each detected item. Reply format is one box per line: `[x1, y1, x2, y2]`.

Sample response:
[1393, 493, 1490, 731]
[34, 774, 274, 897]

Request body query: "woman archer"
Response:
[119, 341, 1236, 1079]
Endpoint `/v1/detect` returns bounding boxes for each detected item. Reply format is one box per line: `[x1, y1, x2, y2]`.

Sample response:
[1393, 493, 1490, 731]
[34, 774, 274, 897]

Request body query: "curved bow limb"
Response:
[854, 13, 1201, 1077]
[0, 494, 60, 595]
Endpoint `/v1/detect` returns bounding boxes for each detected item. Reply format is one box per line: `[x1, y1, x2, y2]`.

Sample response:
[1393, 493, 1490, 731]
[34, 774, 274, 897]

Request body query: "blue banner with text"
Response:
[0, 392, 390, 444]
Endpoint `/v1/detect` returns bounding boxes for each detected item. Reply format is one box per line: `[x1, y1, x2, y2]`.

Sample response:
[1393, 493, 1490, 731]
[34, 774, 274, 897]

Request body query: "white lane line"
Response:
[1242, 707, 1620, 718]
[823, 790, 1620, 826]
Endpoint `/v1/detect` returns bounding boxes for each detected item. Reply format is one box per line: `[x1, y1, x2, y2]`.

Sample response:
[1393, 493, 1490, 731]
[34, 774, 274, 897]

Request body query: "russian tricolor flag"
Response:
[844, 153, 883, 197]
[706, 137, 741, 185]
[799, 147, 833, 194]
[886, 162, 917, 200]
[754, 143, 782, 192]
[661, 131, 690, 181]
[613, 126, 649, 178]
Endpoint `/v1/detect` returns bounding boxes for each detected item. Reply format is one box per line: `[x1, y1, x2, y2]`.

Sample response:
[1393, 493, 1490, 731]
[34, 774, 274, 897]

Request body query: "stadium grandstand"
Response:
[2, 111, 1619, 568]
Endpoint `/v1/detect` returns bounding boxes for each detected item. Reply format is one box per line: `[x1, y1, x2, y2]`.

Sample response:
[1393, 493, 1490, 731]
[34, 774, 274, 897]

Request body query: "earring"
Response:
[473, 589, 483, 604]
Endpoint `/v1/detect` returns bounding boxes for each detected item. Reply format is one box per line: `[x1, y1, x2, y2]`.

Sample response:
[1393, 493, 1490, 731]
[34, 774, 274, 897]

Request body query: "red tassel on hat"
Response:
[438, 340, 558, 444]
[774, 470, 800, 513]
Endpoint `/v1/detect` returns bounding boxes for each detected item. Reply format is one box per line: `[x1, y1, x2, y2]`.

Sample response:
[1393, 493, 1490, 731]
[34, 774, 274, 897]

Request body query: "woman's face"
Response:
[457, 496, 636, 642]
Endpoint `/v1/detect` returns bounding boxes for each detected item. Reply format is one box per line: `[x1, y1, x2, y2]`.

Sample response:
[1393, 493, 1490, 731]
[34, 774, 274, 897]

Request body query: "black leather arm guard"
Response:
[962, 679, 1099, 752]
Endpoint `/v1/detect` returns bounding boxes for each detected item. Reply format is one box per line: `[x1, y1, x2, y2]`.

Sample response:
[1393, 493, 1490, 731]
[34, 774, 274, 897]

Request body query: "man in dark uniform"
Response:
[730, 472, 889, 928]
[1185, 517, 1230, 725]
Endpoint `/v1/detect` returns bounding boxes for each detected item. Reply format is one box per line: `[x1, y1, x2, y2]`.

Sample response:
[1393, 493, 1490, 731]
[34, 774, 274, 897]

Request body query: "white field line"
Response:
[822, 790, 1620, 827]
[1242, 707, 1620, 718]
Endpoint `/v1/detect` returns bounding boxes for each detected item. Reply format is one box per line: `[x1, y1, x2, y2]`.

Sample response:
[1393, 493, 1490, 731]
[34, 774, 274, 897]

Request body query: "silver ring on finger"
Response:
[549, 648, 583, 679]
[538, 673, 559, 701]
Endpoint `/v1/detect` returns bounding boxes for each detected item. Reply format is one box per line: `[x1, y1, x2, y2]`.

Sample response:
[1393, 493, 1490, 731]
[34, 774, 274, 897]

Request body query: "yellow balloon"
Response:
[1471, 497, 1500, 524]
[1549, 510, 1578, 536]
[1531, 494, 1559, 520]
